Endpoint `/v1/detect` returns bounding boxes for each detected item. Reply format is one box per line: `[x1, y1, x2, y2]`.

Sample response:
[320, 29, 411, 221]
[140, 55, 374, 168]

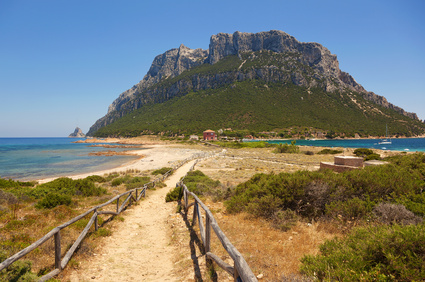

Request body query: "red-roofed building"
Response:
[203, 130, 217, 141]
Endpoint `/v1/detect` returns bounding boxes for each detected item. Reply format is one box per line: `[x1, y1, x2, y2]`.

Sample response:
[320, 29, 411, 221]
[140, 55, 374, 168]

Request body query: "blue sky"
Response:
[0, 0, 424, 137]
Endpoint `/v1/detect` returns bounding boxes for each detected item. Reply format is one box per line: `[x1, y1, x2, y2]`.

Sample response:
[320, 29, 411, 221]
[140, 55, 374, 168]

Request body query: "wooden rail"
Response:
[0, 151, 216, 281]
[179, 161, 257, 282]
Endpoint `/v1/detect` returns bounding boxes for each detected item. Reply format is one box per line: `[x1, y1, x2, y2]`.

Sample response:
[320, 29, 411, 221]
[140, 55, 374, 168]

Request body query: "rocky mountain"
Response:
[68, 127, 85, 138]
[87, 30, 421, 136]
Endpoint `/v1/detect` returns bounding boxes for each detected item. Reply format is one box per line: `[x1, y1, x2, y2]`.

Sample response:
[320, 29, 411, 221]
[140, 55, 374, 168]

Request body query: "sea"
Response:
[264, 137, 425, 152]
[0, 138, 142, 181]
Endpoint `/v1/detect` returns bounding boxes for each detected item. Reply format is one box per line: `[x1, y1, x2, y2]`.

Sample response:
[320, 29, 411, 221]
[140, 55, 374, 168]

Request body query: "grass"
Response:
[0, 168, 156, 281]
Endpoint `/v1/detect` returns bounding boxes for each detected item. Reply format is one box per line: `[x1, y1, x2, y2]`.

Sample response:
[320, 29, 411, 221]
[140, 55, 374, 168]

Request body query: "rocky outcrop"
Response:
[87, 30, 419, 136]
[69, 127, 85, 138]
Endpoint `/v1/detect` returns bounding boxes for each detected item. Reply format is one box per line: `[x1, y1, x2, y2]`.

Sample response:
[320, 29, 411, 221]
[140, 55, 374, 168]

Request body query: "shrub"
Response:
[353, 148, 374, 158]
[183, 170, 221, 196]
[273, 141, 299, 154]
[373, 203, 423, 225]
[165, 186, 182, 202]
[300, 223, 425, 281]
[0, 250, 37, 282]
[152, 167, 173, 175]
[111, 175, 131, 187]
[85, 175, 106, 183]
[317, 148, 342, 155]
[125, 176, 151, 190]
[271, 209, 300, 231]
[35, 193, 72, 209]
[325, 197, 375, 221]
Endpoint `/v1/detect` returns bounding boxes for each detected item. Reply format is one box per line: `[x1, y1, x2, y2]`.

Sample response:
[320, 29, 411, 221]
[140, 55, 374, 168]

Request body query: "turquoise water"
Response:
[0, 138, 141, 181]
[256, 138, 425, 152]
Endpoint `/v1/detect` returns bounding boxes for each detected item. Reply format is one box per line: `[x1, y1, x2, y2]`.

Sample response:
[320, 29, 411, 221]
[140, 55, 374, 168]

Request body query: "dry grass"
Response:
[0, 169, 151, 276]
[196, 147, 335, 186]
[174, 200, 340, 281]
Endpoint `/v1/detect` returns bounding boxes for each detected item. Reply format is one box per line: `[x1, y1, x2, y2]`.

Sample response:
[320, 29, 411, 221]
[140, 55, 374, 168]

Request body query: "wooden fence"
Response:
[0, 150, 213, 281]
[179, 161, 258, 282]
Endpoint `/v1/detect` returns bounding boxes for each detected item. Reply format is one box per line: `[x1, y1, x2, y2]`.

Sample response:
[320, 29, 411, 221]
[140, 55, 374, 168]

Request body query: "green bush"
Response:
[165, 186, 182, 202]
[111, 175, 131, 187]
[85, 175, 107, 183]
[300, 223, 425, 281]
[225, 153, 425, 221]
[35, 193, 72, 209]
[273, 141, 299, 154]
[152, 167, 173, 175]
[0, 250, 37, 282]
[354, 148, 374, 158]
[317, 148, 343, 155]
[28, 177, 106, 198]
[125, 176, 150, 190]
[183, 170, 221, 196]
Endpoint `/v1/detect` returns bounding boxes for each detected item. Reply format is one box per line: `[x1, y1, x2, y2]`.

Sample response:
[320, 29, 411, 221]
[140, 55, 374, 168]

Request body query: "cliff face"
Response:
[87, 30, 418, 136]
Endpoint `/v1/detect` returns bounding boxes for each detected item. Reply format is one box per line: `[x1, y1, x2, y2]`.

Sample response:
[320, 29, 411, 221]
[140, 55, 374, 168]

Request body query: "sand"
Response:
[67, 160, 198, 282]
[37, 144, 210, 184]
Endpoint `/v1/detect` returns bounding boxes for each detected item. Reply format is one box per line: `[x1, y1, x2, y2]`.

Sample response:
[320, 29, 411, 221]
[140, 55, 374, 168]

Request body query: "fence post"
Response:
[54, 231, 61, 270]
[205, 214, 211, 253]
[94, 209, 98, 231]
[192, 202, 198, 227]
[116, 198, 120, 213]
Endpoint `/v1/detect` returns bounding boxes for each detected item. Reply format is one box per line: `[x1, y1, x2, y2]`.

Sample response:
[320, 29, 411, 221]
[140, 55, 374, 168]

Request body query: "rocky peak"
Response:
[107, 44, 208, 114]
[68, 127, 85, 138]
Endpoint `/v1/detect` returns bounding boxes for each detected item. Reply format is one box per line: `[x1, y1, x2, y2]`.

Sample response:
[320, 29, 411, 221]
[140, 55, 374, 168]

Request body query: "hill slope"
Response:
[88, 30, 425, 137]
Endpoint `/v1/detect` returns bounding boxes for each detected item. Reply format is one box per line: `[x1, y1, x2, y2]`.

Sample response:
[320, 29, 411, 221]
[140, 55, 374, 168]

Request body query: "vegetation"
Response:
[222, 153, 425, 280]
[166, 170, 224, 202]
[300, 223, 425, 281]
[152, 167, 173, 176]
[92, 50, 425, 138]
[273, 140, 299, 154]
[354, 148, 381, 160]
[317, 148, 343, 155]
[0, 168, 155, 280]
[225, 153, 425, 222]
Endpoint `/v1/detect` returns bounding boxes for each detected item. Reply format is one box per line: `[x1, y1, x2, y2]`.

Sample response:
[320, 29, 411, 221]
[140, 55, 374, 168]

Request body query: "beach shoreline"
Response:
[37, 143, 212, 184]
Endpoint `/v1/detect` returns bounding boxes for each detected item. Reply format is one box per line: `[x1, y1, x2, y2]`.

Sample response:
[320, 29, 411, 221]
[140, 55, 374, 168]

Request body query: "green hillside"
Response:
[94, 80, 425, 138]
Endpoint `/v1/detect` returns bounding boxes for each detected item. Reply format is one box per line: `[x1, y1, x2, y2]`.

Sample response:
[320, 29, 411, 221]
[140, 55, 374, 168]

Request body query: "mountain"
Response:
[68, 127, 85, 138]
[87, 30, 424, 137]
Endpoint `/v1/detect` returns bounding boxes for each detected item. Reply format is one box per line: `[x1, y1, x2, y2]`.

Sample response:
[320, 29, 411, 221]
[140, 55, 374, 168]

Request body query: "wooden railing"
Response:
[179, 161, 257, 282]
[0, 151, 217, 281]
[0, 183, 150, 281]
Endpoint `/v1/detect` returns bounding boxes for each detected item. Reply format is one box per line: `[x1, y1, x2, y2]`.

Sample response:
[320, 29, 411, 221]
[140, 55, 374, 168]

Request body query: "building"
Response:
[189, 135, 199, 141]
[203, 130, 217, 141]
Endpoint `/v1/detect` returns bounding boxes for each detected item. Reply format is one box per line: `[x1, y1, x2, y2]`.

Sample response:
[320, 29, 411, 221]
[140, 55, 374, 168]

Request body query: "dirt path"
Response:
[68, 160, 196, 282]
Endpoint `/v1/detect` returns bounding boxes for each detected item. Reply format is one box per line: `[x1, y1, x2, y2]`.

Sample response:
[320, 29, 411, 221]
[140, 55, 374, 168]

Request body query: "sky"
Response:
[0, 0, 424, 137]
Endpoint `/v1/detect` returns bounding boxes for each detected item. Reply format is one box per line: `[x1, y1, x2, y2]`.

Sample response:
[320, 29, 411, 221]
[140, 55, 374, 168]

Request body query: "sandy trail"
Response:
[68, 160, 196, 282]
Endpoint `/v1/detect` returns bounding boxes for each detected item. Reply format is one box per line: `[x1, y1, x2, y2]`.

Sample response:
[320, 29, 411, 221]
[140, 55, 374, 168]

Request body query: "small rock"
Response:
[288, 236, 293, 240]
[257, 273, 264, 279]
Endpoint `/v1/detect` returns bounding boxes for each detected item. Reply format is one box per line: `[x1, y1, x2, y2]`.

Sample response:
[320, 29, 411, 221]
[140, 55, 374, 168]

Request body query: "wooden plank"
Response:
[118, 193, 132, 213]
[54, 232, 61, 270]
[197, 202, 205, 245]
[61, 212, 97, 269]
[97, 211, 119, 216]
[206, 252, 234, 276]
[39, 268, 60, 282]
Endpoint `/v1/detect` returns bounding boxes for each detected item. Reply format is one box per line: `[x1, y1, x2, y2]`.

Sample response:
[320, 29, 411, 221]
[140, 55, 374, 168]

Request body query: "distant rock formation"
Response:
[69, 127, 85, 138]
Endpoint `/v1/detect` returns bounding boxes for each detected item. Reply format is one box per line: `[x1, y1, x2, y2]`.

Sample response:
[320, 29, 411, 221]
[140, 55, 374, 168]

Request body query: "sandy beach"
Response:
[38, 143, 215, 183]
